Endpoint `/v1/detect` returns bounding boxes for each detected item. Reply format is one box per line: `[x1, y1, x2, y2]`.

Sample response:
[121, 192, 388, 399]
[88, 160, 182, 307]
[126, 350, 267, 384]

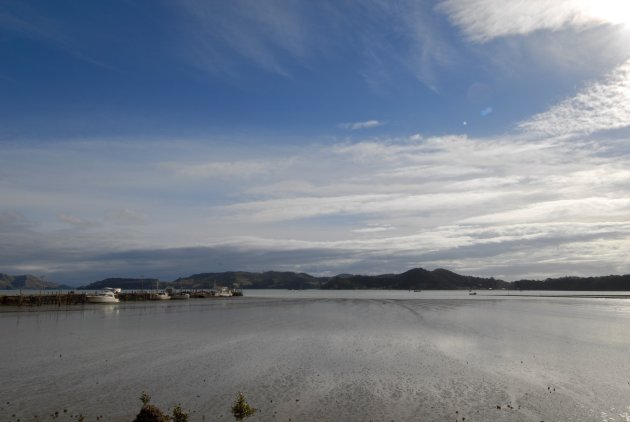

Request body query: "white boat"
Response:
[150, 291, 171, 300]
[150, 280, 171, 300]
[86, 288, 120, 303]
[214, 286, 233, 297]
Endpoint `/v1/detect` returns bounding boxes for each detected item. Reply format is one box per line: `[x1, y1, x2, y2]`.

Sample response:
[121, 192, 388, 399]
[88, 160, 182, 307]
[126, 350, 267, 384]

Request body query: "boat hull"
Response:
[86, 296, 119, 303]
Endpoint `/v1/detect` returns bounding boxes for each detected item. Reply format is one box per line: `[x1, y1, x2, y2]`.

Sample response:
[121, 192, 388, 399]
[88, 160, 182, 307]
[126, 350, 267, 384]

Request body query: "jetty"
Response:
[0, 288, 242, 307]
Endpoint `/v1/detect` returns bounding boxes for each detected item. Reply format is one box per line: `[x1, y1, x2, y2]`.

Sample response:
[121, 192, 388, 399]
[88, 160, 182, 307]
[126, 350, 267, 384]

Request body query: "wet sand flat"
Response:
[1, 293, 629, 421]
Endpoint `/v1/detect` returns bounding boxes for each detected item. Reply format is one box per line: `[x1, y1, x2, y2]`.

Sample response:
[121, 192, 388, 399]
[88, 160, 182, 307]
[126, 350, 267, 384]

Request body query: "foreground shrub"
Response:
[133, 391, 168, 422]
[231, 392, 257, 421]
[133, 404, 169, 422]
[171, 404, 189, 422]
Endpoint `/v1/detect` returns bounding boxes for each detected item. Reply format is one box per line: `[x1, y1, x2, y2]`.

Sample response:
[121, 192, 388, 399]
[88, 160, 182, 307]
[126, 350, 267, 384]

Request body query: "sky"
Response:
[1, 0, 630, 285]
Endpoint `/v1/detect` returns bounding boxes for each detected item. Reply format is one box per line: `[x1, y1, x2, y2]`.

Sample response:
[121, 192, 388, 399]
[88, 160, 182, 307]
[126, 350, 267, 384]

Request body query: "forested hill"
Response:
[78, 278, 162, 290]
[173, 271, 322, 290]
[321, 268, 508, 290]
[78, 268, 507, 290]
[513, 274, 630, 291]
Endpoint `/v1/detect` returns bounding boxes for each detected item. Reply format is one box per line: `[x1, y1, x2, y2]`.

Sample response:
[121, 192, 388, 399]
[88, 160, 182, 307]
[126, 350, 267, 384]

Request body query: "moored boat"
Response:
[150, 291, 171, 300]
[214, 286, 233, 297]
[86, 287, 120, 303]
[150, 280, 171, 300]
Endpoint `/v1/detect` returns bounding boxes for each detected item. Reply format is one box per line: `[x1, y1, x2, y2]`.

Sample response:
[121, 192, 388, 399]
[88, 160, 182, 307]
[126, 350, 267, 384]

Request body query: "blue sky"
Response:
[2, 0, 630, 284]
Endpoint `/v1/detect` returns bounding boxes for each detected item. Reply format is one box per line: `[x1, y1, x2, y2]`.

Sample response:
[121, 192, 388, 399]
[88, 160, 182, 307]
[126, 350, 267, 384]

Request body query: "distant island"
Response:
[3, 268, 630, 291]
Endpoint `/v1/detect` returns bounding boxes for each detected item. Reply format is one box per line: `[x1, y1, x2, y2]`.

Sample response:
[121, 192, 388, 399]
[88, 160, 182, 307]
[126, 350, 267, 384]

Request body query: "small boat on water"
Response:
[150, 291, 171, 300]
[150, 280, 171, 300]
[86, 287, 120, 303]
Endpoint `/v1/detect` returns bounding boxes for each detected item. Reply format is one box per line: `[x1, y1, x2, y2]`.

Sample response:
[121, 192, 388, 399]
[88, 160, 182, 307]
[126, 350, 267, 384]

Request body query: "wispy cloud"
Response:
[57, 213, 95, 227]
[349, 0, 459, 91]
[353, 225, 395, 234]
[219, 190, 508, 223]
[338, 120, 385, 130]
[0, 5, 112, 69]
[519, 59, 630, 136]
[174, 0, 313, 76]
[161, 159, 274, 179]
[171, 0, 459, 91]
[438, 0, 630, 43]
[111, 209, 146, 225]
[0, 210, 30, 228]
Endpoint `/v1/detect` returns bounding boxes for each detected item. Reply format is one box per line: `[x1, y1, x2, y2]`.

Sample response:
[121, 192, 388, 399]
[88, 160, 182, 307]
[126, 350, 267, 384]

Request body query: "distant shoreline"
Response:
[489, 293, 630, 299]
[5, 267, 630, 291]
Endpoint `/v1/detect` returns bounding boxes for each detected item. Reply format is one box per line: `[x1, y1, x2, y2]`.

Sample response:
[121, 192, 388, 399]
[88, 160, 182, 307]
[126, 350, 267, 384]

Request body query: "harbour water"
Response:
[1, 290, 630, 421]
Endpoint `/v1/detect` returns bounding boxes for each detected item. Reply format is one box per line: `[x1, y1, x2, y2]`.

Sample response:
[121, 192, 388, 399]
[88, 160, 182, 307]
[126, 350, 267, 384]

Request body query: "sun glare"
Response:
[585, 0, 630, 27]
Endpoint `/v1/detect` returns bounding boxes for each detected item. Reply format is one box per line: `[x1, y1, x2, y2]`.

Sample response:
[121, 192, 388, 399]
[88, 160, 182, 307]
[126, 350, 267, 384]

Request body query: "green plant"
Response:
[140, 391, 151, 405]
[231, 392, 257, 421]
[172, 404, 189, 422]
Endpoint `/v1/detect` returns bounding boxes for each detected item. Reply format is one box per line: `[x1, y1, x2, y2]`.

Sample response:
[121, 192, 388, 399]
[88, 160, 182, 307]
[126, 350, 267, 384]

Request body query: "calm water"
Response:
[1, 291, 630, 421]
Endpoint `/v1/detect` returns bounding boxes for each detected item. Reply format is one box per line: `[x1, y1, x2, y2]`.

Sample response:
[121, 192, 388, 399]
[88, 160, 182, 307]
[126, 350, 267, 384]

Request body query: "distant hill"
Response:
[321, 268, 509, 290]
[78, 278, 161, 290]
[68, 268, 630, 291]
[78, 272, 321, 290]
[77, 268, 505, 290]
[173, 271, 322, 289]
[0, 273, 71, 290]
[173, 268, 507, 290]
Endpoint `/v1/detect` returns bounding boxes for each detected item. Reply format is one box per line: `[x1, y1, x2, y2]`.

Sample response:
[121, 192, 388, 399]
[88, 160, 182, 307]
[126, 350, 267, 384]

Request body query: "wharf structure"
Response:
[0, 288, 242, 307]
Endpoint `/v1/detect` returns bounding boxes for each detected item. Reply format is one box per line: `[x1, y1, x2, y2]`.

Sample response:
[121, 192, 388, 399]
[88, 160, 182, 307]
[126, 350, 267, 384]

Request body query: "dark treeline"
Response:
[513, 274, 630, 291]
[4, 268, 630, 291]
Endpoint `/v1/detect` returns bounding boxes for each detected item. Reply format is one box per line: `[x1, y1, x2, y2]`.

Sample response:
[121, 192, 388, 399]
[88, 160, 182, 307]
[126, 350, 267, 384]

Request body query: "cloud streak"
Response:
[57, 213, 95, 227]
[338, 120, 385, 130]
[171, 0, 460, 91]
[519, 59, 630, 136]
[438, 0, 630, 43]
[0, 5, 113, 69]
[174, 0, 313, 76]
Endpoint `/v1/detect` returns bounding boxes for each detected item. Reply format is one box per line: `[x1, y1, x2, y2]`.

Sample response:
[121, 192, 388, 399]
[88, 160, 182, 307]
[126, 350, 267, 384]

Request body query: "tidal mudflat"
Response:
[1, 291, 630, 421]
